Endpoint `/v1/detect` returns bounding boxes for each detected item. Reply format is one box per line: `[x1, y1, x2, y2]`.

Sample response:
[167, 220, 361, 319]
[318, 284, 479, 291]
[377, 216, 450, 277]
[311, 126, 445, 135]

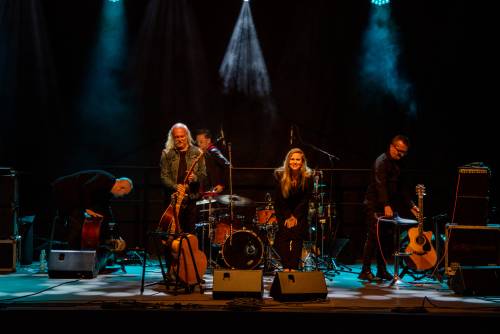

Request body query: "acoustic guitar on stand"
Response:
[404, 184, 437, 271]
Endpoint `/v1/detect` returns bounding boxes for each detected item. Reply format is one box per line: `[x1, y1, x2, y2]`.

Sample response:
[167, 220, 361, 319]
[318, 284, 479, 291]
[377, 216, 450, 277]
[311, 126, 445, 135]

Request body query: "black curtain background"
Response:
[1, 0, 497, 259]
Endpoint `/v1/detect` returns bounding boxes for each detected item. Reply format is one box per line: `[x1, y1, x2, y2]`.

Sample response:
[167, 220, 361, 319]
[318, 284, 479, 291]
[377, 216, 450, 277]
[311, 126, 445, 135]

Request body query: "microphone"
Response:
[216, 128, 226, 146]
[290, 125, 293, 146]
[314, 171, 319, 191]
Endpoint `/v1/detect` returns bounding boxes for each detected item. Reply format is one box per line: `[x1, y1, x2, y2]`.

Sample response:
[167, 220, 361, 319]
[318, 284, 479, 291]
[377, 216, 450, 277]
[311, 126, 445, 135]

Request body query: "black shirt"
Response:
[52, 170, 115, 218]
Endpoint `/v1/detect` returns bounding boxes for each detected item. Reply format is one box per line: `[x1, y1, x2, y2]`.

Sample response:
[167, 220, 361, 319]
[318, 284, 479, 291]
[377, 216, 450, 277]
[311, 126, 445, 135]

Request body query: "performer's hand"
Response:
[213, 185, 224, 193]
[176, 184, 187, 193]
[411, 206, 420, 219]
[112, 237, 126, 252]
[285, 216, 297, 228]
[85, 209, 103, 218]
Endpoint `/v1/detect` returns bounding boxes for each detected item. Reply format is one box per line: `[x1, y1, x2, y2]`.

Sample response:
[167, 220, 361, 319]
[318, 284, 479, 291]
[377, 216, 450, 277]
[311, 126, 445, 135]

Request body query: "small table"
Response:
[377, 215, 418, 286]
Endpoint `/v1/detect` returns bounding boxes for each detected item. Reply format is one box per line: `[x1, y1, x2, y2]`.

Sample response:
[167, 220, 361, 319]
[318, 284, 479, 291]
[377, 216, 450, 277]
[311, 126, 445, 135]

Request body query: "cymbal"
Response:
[199, 207, 227, 213]
[217, 194, 255, 207]
[196, 198, 217, 206]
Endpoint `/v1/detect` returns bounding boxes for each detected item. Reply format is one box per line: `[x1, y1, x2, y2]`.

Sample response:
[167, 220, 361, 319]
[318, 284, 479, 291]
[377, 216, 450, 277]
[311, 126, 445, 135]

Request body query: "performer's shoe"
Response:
[358, 270, 381, 282]
[376, 269, 393, 281]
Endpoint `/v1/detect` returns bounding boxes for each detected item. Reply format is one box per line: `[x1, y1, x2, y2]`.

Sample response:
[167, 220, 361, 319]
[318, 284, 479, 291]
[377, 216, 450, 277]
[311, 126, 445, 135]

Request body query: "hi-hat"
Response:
[217, 194, 254, 207]
[196, 198, 217, 206]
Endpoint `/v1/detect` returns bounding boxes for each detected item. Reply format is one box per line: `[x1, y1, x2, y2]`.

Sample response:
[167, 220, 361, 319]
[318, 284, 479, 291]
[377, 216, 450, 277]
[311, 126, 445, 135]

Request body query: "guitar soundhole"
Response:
[416, 235, 426, 246]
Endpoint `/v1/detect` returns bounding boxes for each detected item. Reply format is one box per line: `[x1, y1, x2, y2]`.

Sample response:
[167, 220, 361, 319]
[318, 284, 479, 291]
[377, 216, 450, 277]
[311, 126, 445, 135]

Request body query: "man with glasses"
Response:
[358, 135, 420, 281]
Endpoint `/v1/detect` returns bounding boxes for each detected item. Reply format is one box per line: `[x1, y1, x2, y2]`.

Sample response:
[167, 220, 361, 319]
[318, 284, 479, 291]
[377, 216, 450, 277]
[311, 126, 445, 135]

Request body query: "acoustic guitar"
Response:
[158, 150, 207, 285]
[404, 184, 437, 271]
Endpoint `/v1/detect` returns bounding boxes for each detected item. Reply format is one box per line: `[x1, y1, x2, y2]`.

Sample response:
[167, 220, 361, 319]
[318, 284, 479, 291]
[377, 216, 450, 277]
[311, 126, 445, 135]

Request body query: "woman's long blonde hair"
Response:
[274, 148, 312, 198]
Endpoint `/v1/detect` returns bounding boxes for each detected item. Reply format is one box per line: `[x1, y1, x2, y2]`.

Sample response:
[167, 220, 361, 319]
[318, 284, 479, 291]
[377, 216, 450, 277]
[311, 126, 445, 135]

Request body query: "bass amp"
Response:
[451, 164, 490, 225]
[445, 223, 500, 275]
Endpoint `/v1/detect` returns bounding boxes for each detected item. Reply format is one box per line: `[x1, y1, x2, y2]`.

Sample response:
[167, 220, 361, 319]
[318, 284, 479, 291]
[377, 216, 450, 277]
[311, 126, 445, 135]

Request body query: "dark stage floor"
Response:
[1, 258, 499, 331]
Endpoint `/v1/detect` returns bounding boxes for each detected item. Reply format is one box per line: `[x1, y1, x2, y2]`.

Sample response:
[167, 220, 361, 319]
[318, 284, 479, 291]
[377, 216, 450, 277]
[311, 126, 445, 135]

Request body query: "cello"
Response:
[158, 151, 207, 286]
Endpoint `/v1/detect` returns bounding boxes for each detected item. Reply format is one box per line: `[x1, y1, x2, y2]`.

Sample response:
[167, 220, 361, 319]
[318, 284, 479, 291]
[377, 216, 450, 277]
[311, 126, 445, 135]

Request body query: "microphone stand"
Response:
[227, 142, 234, 246]
[300, 139, 343, 276]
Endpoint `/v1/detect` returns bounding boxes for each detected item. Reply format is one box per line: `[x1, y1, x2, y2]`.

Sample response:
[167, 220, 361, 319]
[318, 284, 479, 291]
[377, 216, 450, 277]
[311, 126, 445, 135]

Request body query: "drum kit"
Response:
[195, 191, 280, 271]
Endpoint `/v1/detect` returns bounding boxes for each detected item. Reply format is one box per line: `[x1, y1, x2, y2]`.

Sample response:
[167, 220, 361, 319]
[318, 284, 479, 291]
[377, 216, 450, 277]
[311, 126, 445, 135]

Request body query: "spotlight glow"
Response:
[219, 0, 271, 96]
[372, 0, 390, 6]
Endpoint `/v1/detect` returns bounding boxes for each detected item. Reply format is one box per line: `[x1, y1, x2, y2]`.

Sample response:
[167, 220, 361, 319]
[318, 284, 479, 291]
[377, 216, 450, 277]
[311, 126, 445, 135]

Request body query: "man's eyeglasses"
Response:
[392, 144, 408, 156]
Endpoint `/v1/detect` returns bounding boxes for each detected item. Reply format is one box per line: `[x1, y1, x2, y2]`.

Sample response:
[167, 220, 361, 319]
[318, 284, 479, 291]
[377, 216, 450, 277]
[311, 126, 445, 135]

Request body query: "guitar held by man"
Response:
[404, 184, 437, 271]
[158, 150, 207, 286]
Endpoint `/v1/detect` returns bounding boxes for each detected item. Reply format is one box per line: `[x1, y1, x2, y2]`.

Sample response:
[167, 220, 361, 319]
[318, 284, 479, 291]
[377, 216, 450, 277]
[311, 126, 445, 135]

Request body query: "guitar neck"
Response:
[416, 185, 425, 234]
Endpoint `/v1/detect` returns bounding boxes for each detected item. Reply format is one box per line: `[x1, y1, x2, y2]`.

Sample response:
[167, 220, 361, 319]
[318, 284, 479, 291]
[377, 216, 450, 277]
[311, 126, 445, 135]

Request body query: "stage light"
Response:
[371, 0, 390, 6]
[219, 0, 271, 96]
[359, 1, 416, 117]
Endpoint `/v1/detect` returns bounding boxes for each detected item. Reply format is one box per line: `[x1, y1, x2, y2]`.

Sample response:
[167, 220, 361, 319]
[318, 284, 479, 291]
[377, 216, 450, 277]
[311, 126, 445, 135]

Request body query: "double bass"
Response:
[158, 151, 207, 286]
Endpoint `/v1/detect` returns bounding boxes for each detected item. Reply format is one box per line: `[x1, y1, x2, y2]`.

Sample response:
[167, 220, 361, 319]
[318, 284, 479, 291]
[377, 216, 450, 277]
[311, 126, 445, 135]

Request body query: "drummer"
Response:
[195, 128, 230, 195]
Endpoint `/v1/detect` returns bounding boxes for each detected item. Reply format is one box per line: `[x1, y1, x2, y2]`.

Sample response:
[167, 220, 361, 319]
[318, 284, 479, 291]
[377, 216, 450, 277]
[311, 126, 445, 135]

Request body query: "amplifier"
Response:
[0, 239, 17, 273]
[452, 165, 491, 225]
[0, 207, 15, 239]
[448, 265, 500, 296]
[445, 224, 500, 276]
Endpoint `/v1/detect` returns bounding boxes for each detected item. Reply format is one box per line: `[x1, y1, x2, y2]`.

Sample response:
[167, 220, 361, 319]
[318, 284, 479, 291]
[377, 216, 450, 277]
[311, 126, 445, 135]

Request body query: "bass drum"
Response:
[222, 230, 263, 270]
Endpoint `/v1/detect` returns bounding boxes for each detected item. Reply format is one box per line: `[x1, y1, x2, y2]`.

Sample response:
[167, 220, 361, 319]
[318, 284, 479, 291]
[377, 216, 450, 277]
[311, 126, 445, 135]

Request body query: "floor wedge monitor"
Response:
[212, 269, 263, 299]
[48, 250, 98, 279]
[270, 271, 328, 301]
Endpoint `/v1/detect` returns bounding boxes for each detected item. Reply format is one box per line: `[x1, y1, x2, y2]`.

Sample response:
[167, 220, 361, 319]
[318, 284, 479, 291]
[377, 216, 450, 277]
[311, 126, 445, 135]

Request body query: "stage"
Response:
[1, 260, 499, 330]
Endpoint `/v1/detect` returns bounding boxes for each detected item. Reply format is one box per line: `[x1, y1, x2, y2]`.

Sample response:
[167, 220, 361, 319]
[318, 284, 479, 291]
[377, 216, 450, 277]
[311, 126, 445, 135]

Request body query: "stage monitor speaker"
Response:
[448, 265, 500, 296]
[48, 250, 98, 279]
[270, 271, 328, 302]
[0, 239, 16, 273]
[445, 224, 500, 275]
[452, 165, 490, 225]
[212, 269, 263, 299]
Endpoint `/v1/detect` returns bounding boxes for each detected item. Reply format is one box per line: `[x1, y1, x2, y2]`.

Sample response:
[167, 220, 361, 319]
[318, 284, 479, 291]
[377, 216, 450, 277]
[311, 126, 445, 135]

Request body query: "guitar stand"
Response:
[167, 233, 205, 294]
[140, 232, 205, 295]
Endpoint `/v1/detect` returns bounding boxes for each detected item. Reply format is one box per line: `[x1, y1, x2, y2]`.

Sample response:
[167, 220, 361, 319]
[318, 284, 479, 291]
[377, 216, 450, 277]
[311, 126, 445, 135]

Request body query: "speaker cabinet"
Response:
[448, 266, 500, 296]
[445, 224, 500, 276]
[270, 271, 328, 301]
[48, 250, 98, 279]
[452, 165, 490, 225]
[0, 239, 16, 273]
[0, 174, 17, 207]
[0, 208, 15, 239]
[212, 269, 263, 299]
